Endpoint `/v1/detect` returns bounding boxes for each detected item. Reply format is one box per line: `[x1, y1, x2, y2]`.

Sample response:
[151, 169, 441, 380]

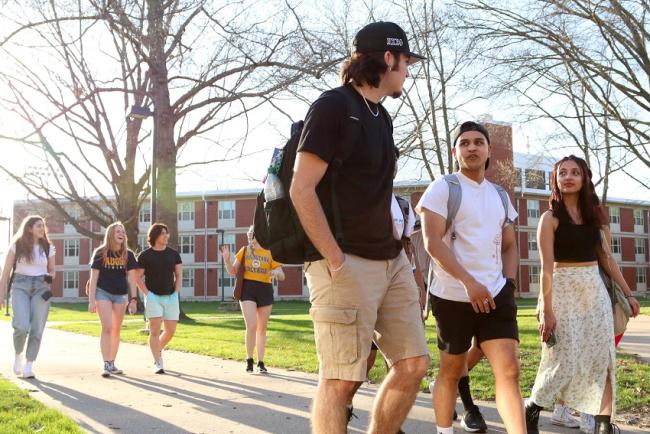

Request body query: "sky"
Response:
[0, 0, 648, 255]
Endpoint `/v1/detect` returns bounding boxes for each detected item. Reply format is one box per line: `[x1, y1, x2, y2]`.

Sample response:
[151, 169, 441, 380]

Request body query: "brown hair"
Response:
[147, 223, 168, 247]
[12, 215, 51, 263]
[549, 155, 606, 227]
[340, 51, 402, 87]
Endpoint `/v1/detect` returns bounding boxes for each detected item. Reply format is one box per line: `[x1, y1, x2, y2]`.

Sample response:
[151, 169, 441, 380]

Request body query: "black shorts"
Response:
[241, 279, 274, 307]
[430, 280, 518, 355]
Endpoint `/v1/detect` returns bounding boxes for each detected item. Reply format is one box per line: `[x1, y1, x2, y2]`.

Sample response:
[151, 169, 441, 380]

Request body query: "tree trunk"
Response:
[148, 0, 188, 321]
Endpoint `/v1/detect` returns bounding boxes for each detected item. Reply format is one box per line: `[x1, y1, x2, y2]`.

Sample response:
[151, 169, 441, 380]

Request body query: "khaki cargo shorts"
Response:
[305, 251, 429, 381]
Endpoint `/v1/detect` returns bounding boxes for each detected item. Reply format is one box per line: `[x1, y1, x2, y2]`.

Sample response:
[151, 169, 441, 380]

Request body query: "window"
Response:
[219, 274, 234, 288]
[611, 236, 621, 254]
[177, 202, 195, 221]
[139, 203, 151, 224]
[64, 239, 80, 257]
[178, 235, 194, 254]
[609, 207, 620, 225]
[635, 238, 645, 255]
[637, 268, 647, 284]
[138, 235, 148, 250]
[223, 234, 236, 256]
[182, 269, 194, 288]
[219, 201, 236, 220]
[63, 271, 79, 290]
[634, 209, 643, 226]
[527, 201, 540, 219]
[529, 265, 540, 284]
[525, 169, 546, 190]
[528, 235, 538, 252]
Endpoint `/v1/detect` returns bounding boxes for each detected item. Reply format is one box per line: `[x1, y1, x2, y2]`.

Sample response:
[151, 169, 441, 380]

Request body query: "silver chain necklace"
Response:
[357, 87, 379, 117]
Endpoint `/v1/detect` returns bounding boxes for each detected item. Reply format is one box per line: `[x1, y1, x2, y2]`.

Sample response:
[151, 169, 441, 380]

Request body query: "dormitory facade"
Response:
[11, 122, 649, 300]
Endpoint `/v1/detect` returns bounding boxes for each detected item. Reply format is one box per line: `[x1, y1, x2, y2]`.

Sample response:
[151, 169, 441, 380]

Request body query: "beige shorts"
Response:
[305, 251, 429, 381]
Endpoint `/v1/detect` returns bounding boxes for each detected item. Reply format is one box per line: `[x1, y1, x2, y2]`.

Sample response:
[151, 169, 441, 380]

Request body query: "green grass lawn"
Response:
[50, 300, 650, 412]
[638, 297, 650, 316]
[0, 375, 83, 434]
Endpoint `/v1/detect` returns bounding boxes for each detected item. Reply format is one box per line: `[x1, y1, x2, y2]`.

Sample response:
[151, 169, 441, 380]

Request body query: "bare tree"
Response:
[392, 0, 488, 180]
[0, 1, 343, 245]
[464, 0, 650, 192]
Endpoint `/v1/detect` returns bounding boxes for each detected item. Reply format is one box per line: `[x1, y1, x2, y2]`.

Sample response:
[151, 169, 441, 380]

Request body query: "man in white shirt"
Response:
[416, 121, 525, 434]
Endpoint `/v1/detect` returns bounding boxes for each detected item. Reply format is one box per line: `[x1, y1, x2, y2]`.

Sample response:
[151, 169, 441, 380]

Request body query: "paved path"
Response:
[619, 314, 650, 364]
[1, 321, 646, 434]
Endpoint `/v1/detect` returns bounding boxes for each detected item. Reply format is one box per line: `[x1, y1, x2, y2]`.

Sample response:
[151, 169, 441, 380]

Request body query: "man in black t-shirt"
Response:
[136, 223, 182, 374]
[290, 22, 429, 434]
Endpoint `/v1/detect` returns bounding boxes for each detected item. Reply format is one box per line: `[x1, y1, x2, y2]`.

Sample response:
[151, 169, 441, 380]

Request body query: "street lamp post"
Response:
[216, 229, 225, 303]
[127, 105, 156, 221]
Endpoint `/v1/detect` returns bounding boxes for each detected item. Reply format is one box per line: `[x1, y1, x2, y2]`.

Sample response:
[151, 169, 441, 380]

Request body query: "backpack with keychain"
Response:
[253, 86, 367, 264]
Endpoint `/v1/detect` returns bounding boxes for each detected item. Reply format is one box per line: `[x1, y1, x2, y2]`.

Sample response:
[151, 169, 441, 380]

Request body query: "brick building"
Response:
[11, 122, 650, 300]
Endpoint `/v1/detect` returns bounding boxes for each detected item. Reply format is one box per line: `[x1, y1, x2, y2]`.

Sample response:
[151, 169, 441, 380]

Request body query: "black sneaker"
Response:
[461, 406, 488, 433]
[525, 402, 541, 434]
[246, 358, 254, 373]
[257, 361, 268, 374]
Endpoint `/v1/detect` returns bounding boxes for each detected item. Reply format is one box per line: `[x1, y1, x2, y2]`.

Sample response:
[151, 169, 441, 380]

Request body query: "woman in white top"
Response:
[0, 216, 56, 379]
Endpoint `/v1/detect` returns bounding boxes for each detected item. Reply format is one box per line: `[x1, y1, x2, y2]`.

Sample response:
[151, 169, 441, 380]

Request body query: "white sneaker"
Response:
[109, 361, 123, 375]
[22, 361, 35, 379]
[429, 379, 435, 394]
[154, 358, 165, 374]
[13, 354, 24, 376]
[101, 361, 111, 378]
[551, 404, 579, 428]
[580, 413, 595, 433]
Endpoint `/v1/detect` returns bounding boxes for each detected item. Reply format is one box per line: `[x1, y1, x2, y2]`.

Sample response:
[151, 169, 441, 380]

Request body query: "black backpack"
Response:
[253, 85, 367, 264]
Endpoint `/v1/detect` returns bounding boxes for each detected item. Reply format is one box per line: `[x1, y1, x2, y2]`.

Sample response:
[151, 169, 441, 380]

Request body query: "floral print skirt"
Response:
[530, 265, 616, 415]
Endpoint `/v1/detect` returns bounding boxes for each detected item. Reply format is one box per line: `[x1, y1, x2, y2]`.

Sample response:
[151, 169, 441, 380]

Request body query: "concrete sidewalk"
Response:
[0, 321, 646, 434]
[619, 314, 650, 364]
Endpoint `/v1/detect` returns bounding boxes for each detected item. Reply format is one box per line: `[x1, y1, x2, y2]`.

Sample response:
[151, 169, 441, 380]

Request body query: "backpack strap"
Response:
[395, 196, 411, 239]
[493, 183, 511, 228]
[327, 85, 364, 244]
[443, 174, 462, 239]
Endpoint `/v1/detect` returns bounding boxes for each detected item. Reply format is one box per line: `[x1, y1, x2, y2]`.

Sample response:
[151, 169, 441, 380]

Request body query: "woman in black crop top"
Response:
[525, 156, 640, 434]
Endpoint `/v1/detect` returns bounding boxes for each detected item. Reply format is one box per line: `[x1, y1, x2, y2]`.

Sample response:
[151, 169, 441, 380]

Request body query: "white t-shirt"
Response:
[391, 195, 416, 240]
[11, 243, 56, 276]
[415, 172, 517, 302]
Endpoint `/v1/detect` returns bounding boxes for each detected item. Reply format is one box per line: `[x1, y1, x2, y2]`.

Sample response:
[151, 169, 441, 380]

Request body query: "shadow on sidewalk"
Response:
[33, 379, 187, 434]
[112, 373, 312, 431]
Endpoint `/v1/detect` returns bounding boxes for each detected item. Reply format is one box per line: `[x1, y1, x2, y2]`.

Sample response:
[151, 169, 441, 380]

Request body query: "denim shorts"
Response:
[145, 291, 180, 321]
[95, 287, 129, 304]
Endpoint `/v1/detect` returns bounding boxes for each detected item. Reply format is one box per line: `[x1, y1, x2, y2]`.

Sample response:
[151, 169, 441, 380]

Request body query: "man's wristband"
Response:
[129, 297, 138, 302]
[506, 277, 517, 289]
[625, 295, 635, 299]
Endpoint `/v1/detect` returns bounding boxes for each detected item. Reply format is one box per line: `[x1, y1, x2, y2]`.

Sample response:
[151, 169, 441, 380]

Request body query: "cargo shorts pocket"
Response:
[310, 306, 358, 365]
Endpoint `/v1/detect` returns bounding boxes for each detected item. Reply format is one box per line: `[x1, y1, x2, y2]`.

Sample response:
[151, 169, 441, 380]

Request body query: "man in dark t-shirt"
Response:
[136, 223, 182, 374]
[290, 21, 430, 434]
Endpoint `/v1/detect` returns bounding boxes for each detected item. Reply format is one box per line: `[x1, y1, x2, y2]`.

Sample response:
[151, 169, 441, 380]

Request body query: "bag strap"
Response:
[443, 174, 462, 238]
[395, 196, 411, 239]
[493, 183, 511, 228]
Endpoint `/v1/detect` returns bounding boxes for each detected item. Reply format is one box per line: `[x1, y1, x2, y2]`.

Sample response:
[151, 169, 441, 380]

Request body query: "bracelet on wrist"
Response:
[129, 297, 138, 302]
[625, 295, 635, 299]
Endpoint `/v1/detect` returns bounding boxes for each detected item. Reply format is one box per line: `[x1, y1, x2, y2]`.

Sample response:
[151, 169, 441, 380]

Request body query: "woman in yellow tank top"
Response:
[221, 226, 284, 374]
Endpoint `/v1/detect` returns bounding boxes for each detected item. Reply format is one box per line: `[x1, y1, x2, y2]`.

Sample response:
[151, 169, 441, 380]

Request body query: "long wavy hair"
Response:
[94, 222, 128, 261]
[549, 155, 606, 227]
[11, 215, 51, 263]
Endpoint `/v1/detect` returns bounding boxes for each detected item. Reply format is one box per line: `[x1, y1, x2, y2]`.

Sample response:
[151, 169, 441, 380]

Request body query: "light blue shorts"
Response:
[96, 287, 128, 304]
[145, 291, 180, 321]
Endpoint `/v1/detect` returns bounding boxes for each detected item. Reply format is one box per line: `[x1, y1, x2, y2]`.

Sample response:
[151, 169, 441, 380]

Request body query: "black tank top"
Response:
[553, 216, 600, 262]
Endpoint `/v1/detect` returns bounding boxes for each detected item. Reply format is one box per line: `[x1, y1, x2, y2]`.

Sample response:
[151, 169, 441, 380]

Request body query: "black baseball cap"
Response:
[353, 22, 426, 64]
